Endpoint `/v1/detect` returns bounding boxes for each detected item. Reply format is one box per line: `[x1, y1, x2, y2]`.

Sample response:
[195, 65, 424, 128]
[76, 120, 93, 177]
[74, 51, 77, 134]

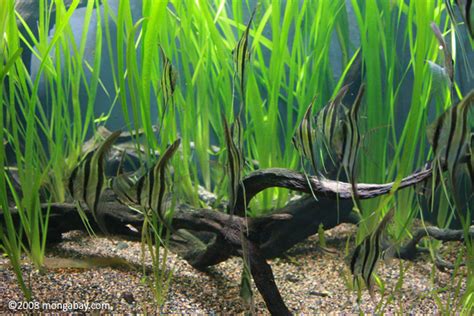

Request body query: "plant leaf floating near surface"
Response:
[350, 208, 395, 299]
[68, 131, 122, 233]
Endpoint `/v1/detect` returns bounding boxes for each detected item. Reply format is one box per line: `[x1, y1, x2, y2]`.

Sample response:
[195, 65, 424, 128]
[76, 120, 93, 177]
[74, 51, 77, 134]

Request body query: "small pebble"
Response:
[121, 291, 135, 304]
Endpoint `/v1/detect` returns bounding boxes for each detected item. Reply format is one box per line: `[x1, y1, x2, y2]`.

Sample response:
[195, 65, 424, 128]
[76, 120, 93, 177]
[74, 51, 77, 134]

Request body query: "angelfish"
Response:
[315, 84, 350, 162]
[456, 0, 474, 38]
[292, 96, 319, 174]
[350, 208, 395, 298]
[159, 46, 177, 129]
[332, 84, 366, 211]
[68, 131, 121, 232]
[108, 141, 180, 236]
[233, 7, 256, 116]
[426, 90, 474, 217]
[126, 139, 181, 229]
[223, 116, 244, 215]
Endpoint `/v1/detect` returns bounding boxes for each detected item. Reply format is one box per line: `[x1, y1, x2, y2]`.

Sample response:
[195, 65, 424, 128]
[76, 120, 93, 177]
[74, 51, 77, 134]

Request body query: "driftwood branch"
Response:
[1, 164, 443, 315]
[234, 166, 433, 216]
[397, 226, 474, 261]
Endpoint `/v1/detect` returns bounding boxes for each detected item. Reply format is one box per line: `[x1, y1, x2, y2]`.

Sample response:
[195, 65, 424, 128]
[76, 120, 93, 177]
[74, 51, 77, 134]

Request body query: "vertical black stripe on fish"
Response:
[136, 175, 145, 205]
[153, 139, 181, 225]
[345, 85, 365, 178]
[350, 243, 361, 275]
[229, 141, 240, 210]
[449, 103, 468, 173]
[328, 106, 339, 144]
[147, 168, 155, 210]
[305, 105, 317, 172]
[93, 156, 105, 214]
[68, 165, 79, 199]
[339, 123, 348, 162]
[364, 230, 381, 290]
[359, 237, 372, 281]
[320, 106, 329, 134]
[234, 8, 256, 106]
[166, 62, 173, 97]
[239, 35, 248, 96]
[90, 131, 121, 213]
[295, 101, 318, 173]
[466, 0, 473, 36]
[432, 115, 444, 160]
[223, 118, 242, 214]
[82, 157, 92, 203]
[156, 162, 167, 223]
[443, 106, 458, 167]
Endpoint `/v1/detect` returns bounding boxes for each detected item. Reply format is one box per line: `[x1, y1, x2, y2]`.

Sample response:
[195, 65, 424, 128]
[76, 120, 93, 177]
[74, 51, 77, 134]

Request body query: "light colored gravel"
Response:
[0, 224, 469, 314]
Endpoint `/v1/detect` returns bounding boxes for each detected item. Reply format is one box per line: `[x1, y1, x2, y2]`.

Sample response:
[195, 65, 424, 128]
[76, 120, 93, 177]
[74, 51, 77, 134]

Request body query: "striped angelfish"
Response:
[315, 84, 350, 160]
[350, 208, 395, 298]
[332, 84, 366, 210]
[68, 131, 121, 232]
[159, 46, 177, 129]
[292, 96, 319, 174]
[223, 116, 244, 215]
[134, 139, 181, 228]
[444, 0, 473, 79]
[427, 90, 474, 216]
[109, 171, 141, 208]
[455, 0, 473, 38]
[446, 0, 473, 39]
[233, 7, 256, 115]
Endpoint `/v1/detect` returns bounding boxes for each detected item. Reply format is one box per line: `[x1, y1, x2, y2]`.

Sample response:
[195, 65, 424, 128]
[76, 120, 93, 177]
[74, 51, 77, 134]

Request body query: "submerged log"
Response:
[1, 164, 451, 315]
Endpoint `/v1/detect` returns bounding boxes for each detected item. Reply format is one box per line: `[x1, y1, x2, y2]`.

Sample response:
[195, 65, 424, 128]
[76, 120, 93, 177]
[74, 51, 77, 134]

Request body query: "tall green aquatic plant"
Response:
[0, 0, 31, 299]
[1, 0, 107, 298]
[348, 0, 473, 309]
[2, 0, 472, 310]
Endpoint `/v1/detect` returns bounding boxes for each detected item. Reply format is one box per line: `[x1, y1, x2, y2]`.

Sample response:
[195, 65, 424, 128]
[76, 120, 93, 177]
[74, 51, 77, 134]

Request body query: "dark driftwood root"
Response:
[396, 226, 474, 261]
[2, 164, 453, 314]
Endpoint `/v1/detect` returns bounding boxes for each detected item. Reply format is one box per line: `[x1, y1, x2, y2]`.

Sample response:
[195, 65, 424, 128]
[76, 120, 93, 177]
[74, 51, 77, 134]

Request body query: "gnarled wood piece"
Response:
[234, 165, 433, 216]
[0, 164, 437, 314]
[397, 226, 474, 260]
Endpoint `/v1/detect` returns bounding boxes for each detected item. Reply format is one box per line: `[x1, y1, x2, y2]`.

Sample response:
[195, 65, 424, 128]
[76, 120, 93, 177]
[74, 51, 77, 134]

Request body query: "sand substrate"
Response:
[0, 223, 468, 314]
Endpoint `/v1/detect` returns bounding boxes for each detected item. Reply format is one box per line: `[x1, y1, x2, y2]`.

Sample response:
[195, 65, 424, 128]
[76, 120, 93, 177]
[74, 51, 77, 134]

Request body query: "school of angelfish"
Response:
[66, 1, 474, 301]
